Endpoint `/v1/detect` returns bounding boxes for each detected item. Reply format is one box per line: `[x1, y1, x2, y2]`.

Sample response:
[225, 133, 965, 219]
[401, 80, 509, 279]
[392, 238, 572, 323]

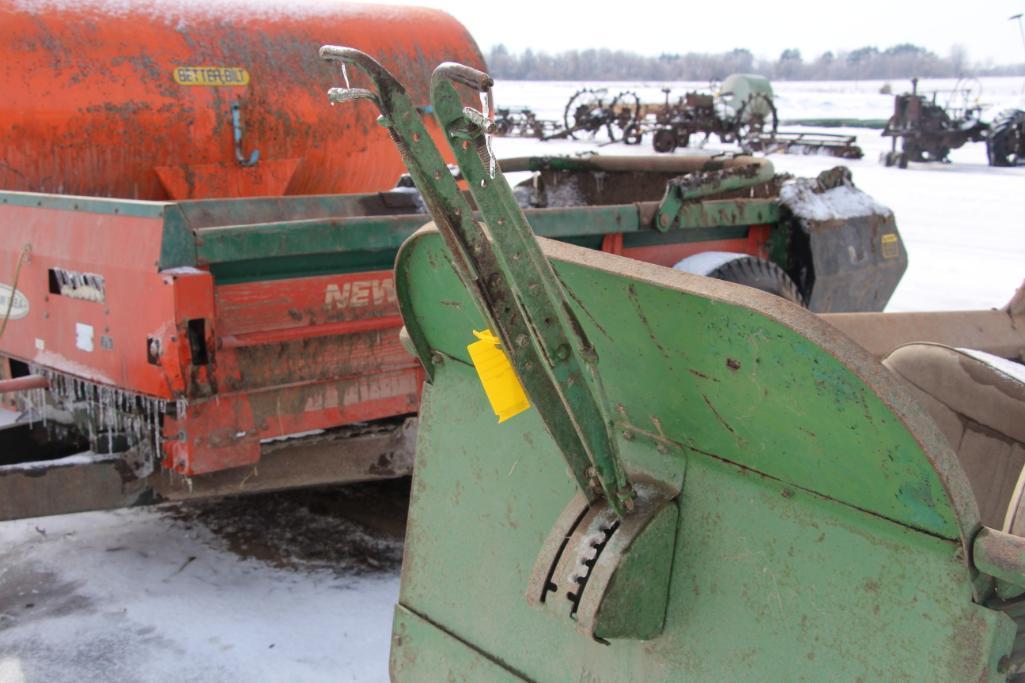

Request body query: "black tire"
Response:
[987, 109, 1025, 167]
[707, 256, 805, 306]
[652, 128, 677, 153]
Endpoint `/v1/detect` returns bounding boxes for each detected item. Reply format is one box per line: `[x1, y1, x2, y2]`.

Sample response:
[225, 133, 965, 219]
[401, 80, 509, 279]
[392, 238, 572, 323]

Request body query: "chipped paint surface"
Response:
[0, 0, 485, 199]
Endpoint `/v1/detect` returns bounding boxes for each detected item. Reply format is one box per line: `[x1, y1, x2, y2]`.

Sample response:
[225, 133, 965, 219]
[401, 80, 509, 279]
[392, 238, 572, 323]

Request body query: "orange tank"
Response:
[0, 0, 484, 199]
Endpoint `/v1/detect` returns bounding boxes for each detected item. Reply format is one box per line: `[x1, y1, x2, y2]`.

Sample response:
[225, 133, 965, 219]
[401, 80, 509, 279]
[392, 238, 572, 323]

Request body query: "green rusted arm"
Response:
[654, 158, 775, 232]
[429, 63, 633, 516]
[319, 46, 633, 515]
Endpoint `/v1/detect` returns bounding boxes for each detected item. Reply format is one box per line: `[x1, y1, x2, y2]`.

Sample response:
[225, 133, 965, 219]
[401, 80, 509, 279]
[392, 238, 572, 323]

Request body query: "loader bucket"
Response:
[391, 231, 1015, 680]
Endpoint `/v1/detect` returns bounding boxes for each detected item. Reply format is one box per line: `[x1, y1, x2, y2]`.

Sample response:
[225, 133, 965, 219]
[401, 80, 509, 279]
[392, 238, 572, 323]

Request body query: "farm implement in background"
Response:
[493, 75, 864, 159]
[0, 0, 490, 518]
[493, 87, 642, 143]
[882, 78, 1025, 168]
[324, 46, 1025, 682]
[0, 0, 899, 525]
[0, 3, 904, 522]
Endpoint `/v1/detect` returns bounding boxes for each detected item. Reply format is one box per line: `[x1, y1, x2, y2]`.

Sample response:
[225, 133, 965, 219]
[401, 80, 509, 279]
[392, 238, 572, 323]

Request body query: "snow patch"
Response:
[779, 177, 893, 222]
[0, 451, 119, 473]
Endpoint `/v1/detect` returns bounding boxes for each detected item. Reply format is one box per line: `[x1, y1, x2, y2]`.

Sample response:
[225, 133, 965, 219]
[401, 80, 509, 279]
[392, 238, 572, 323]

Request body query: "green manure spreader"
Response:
[320, 46, 1025, 681]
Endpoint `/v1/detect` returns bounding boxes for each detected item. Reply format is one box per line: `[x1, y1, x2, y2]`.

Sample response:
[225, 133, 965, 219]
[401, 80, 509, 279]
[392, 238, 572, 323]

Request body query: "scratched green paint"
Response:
[396, 364, 1013, 681]
[398, 230, 958, 538]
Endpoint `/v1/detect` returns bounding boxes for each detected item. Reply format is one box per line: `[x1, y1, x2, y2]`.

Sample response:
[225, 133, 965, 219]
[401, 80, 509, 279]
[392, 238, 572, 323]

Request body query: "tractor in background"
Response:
[882, 77, 1025, 167]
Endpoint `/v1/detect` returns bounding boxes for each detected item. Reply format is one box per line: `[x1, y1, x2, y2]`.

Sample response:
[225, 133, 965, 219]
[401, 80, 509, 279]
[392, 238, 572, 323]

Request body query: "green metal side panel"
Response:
[392, 227, 1007, 679]
[396, 231, 970, 539]
[184, 200, 776, 283]
[397, 365, 1013, 682]
[391, 606, 527, 682]
[159, 203, 198, 269]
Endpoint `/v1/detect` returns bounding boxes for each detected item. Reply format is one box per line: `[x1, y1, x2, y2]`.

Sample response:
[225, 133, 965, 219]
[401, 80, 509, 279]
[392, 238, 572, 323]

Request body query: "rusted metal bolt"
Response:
[726, 358, 741, 370]
[781, 488, 793, 499]
[430, 352, 445, 366]
[461, 140, 471, 150]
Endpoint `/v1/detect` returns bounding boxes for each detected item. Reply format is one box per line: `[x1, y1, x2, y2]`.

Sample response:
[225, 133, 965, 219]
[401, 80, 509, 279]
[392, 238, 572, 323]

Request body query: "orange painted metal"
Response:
[0, 197, 420, 474]
[613, 225, 772, 267]
[0, 375, 48, 393]
[0, 1, 484, 199]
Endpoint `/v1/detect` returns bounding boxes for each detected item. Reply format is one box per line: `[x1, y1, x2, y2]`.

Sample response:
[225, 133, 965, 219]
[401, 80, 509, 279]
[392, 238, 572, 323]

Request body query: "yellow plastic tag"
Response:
[881, 233, 899, 260]
[466, 329, 531, 423]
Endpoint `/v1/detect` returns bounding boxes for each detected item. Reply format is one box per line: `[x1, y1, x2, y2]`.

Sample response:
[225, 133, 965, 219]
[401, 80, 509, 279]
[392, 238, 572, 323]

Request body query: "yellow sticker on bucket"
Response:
[467, 329, 531, 423]
[881, 233, 899, 259]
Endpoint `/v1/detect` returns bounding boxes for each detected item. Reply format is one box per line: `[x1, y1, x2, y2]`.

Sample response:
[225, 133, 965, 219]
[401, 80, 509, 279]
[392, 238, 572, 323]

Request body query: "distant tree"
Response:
[777, 48, 804, 79]
[949, 44, 969, 77]
[483, 44, 1023, 81]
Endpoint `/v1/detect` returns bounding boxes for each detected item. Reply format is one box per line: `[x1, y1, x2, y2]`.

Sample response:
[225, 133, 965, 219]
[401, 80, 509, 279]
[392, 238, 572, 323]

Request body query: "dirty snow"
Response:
[779, 179, 893, 222]
[2, 78, 1024, 682]
[0, 451, 118, 473]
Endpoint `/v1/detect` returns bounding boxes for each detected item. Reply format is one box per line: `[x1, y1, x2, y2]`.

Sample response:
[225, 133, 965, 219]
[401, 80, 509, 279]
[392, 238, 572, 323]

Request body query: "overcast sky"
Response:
[365, 0, 1025, 66]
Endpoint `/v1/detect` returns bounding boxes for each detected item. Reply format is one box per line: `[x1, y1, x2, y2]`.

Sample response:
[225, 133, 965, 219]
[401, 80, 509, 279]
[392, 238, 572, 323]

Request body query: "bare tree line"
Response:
[486, 44, 1025, 81]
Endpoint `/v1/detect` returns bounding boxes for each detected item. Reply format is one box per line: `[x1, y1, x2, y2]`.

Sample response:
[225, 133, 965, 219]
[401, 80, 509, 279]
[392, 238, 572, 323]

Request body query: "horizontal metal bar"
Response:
[0, 418, 416, 521]
[0, 190, 168, 218]
[0, 374, 49, 393]
[974, 527, 1025, 589]
[219, 315, 404, 349]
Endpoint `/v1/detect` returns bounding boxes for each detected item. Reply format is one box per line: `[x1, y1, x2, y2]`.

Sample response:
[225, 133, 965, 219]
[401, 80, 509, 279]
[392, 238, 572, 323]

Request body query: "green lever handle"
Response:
[429, 63, 634, 516]
[319, 46, 634, 516]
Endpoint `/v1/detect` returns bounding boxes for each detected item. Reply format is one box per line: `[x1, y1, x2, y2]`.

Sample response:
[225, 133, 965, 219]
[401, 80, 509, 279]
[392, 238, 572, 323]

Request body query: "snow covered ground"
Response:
[1, 78, 1024, 682]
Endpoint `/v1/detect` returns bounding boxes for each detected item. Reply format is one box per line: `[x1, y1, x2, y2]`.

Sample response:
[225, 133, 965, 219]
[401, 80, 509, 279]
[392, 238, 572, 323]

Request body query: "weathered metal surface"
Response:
[390, 606, 528, 681]
[392, 229, 1012, 679]
[0, 418, 415, 521]
[0, 0, 486, 199]
[321, 48, 637, 513]
[0, 374, 48, 393]
[778, 167, 907, 313]
[882, 78, 990, 167]
[654, 160, 775, 232]
[744, 131, 864, 159]
[823, 308, 1025, 361]
[975, 527, 1025, 599]
[528, 483, 679, 641]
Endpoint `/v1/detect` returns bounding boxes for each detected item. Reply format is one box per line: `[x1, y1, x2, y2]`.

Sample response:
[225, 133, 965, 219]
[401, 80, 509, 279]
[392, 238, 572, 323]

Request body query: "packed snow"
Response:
[1, 77, 1024, 682]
